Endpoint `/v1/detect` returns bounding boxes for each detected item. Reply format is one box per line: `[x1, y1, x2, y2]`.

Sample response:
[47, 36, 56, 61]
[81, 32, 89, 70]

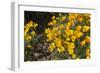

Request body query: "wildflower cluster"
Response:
[24, 21, 38, 49]
[24, 21, 38, 41]
[45, 13, 90, 59]
[24, 12, 91, 61]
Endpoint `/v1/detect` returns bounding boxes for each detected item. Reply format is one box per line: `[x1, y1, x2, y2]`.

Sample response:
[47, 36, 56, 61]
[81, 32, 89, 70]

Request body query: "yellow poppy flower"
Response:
[68, 49, 74, 55]
[57, 46, 65, 53]
[76, 25, 82, 32]
[80, 40, 86, 46]
[27, 44, 32, 49]
[25, 28, 29, 34]
[52, 20, 57, 25]
[86, 55, 90, 59]
[77, 16, 83, 22]
[52, 16, 56, 20]
[61, 16, 66, 21]
[68, 14, 75, 20]
[86, 49, 90, 56]
[75, 31, 83, 38]
[66, 22, 72, 28]
[48, 21, 53, 26]
[59, 24, 64, 29]
[67, 42, 75, 50]
[65, 29, 74, 37]
[25, 35, 32, 40]
[72, 54, 76, 59]
[66, 38, 70, 41]
[47, 33, 53, 41]
[31, 31, 35, 37]
[45, 28, 51, 33]
[55, 40, 62, 47]
[33, 23, 38, 28]
[64, 41, 69, 45]
[82, 26, 90, 32]
[85, 36, 90, 43]
[71, 36, 76, 42]
[49, 42, 56, 52]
